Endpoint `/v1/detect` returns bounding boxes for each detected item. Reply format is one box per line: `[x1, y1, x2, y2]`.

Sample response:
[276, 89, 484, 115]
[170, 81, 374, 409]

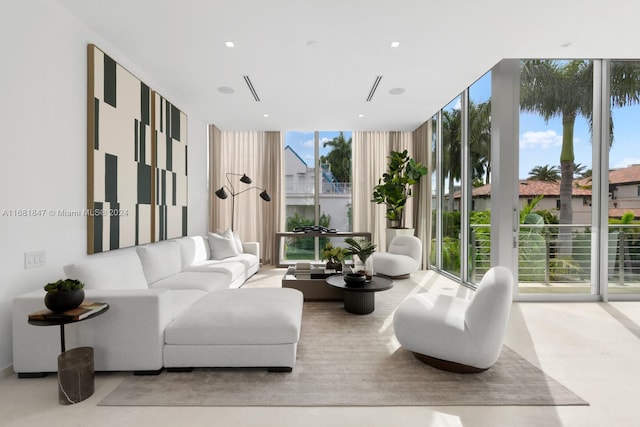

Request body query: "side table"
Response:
[28, 302, 109, 404]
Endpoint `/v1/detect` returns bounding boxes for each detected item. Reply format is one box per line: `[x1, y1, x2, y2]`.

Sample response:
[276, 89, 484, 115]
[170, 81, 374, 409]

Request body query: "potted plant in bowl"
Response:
[371, 149, 428, 246]
[344, 238, 377, 280]
[321, 242, 347, 271]
[43, 278, 85, 312]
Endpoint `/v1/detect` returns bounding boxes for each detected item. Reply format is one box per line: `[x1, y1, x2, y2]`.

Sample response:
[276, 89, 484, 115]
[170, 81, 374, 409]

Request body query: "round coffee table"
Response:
[326, 275, 393, 314]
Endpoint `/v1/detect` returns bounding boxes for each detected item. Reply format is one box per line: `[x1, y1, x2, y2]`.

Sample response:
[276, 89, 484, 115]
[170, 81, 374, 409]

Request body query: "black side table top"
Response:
[326, 275, 393, 292]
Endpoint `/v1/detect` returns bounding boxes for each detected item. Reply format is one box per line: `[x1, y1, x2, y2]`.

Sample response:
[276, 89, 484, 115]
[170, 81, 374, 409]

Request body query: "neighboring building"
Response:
[608, 164, 640, 218]
[457, 164, 640, 224]
[284, 145, 352, 232]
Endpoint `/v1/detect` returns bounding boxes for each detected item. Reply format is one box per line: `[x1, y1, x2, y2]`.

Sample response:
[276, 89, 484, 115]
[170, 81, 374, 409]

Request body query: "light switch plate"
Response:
[25, 250, 46, 269]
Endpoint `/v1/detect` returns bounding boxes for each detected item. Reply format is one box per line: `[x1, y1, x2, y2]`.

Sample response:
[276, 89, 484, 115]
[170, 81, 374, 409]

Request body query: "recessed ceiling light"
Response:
[217, 86, 235, 94]
[390, 41, 400, 48]
[225, 41, 235, 48]
[389, 87, 405, 95]
[263, 114, 269, 118]
[358, 114, 364, 118]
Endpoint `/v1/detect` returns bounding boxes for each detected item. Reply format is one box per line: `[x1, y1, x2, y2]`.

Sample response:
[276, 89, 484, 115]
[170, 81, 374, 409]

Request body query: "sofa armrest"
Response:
[13, 288, 173, 373]
[242, 241, 260, 258]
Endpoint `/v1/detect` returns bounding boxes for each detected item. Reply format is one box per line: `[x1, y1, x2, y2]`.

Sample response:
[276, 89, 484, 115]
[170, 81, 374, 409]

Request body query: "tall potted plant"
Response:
[371, 149, 428, 245]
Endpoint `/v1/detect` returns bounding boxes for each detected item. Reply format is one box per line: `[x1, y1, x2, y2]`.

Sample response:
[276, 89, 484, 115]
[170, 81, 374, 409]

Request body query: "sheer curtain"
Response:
[412, 122, 431, 269]
[353, 132, 391, 251]
[353, 131, 420, 254]
[209, 126, 283, 264]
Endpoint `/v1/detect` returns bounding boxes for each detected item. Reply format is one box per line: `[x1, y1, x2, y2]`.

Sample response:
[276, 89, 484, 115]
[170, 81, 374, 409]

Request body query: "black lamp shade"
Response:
[214, 188, 228, 199]
[240, 174, 252, 184]
[259, 190, 271, 202]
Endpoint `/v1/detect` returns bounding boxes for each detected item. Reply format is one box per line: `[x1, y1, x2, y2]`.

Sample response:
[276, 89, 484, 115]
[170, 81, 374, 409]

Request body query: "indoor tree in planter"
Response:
[372, 149, 428, 248]
[371, 149, 428, 229]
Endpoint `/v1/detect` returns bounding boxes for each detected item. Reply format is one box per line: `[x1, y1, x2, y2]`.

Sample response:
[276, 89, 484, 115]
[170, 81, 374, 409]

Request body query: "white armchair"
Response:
[392, 266, 514, 373]
[372, 235, 422, 278]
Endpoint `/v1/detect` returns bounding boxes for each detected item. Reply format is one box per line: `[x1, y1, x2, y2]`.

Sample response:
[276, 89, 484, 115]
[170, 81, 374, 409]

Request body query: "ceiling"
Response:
[56, 0, 640, 131]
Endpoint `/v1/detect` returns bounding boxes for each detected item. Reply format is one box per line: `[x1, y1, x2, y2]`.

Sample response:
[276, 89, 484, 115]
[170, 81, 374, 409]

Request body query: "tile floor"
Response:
[2, 269, 639, 427]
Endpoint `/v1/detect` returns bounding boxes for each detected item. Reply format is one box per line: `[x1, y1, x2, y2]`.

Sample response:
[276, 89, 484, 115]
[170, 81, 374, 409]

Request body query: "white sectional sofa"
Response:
[12, 234, 303, 375]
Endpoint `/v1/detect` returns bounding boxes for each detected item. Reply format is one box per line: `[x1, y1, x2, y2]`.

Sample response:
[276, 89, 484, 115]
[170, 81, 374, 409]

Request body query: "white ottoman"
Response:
[163, 288, 303, 372]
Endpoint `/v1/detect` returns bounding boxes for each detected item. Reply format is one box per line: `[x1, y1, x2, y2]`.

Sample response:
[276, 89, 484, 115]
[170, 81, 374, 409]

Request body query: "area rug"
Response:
[100, 272, 588, 407]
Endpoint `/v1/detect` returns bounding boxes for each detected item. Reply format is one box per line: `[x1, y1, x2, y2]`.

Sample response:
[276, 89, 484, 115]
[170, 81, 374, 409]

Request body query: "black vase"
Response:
[45, 290, 85, 312]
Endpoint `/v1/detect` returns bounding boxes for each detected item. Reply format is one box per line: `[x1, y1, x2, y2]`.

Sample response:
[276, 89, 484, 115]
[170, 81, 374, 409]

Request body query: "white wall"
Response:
[0, 0, 209, 370]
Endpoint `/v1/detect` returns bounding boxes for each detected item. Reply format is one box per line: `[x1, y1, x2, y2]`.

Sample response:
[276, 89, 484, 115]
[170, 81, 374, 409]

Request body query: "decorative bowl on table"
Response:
[343, 273, 366, 286]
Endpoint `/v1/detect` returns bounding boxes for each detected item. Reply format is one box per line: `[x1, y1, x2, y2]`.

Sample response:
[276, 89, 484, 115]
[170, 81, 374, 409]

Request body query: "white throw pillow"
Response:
[232, 230, 244, 253]
[215, 228, 244, 254]
[136, 240, 183, 284]
[208, 231, 240, 259]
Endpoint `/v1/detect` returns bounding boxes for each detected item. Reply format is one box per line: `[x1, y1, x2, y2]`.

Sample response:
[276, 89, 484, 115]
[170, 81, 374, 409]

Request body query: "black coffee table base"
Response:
[344, 291, 375, 314]
[326, 275, 393, 315]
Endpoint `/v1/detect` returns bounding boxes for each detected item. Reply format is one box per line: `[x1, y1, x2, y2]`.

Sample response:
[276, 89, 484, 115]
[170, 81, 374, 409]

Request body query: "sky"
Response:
[284, 131, 351, 166]
[284, 64, 640, 179]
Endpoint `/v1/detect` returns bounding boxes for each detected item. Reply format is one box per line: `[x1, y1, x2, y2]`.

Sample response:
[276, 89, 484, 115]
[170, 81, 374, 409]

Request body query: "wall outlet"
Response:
[25, 250, 46, 269]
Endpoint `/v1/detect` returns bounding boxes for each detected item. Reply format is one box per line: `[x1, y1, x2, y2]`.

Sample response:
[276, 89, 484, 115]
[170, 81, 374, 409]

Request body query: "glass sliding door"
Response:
[607, 60, 640, 295]
[518, 59, 593, 294]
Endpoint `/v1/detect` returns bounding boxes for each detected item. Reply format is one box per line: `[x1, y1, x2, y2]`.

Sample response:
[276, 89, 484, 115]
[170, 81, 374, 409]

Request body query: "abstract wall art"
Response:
[87, 44, 187, 253]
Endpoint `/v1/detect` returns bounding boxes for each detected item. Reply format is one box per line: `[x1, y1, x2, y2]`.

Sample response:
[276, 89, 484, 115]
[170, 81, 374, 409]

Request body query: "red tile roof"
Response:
[470, 180, 592, 198]
[609, 164, 640, 185]
[459, 165, 640, 198]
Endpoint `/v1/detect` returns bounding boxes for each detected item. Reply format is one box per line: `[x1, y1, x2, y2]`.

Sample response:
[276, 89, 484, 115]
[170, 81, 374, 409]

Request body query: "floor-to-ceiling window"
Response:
[441, 96, 462, 278]
[430, 114, 439, 269]
[607, 60, 640, 296]
[518, 60, 594, 295]
[283, 131, 352, 263]
[421, 57, 640, 301]
[467, 72, 492, 284]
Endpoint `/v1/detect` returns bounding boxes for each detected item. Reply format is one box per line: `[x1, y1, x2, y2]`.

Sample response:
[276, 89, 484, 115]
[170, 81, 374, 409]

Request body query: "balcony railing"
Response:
[285, 182, 352, 194]
[467, 224, 640, 287]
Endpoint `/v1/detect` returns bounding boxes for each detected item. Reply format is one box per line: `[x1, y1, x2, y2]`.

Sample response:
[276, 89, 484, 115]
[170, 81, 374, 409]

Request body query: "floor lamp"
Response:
[214, 173, 271, 230]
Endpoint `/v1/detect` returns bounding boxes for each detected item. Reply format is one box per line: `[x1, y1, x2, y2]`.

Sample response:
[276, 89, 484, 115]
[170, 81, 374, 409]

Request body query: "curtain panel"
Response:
[353, 131, 414, 252]
[412, 121, 431, 269]
[209, 126, 283, 264]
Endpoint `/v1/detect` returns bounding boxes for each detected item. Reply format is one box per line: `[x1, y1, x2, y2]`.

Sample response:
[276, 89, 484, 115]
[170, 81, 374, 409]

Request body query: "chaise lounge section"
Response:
[12, 234, 303, 375]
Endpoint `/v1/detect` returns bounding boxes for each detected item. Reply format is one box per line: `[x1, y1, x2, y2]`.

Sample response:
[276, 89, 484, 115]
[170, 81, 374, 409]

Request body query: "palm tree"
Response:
[528, 164, 560, 182]
[441, 107, 462, 211]
[521, 59, 640, 252]
[469, 100, 492, 185]
[573, 162, 587, 178]
[520, 60, 593, 236]
[320, 131, 351, 183]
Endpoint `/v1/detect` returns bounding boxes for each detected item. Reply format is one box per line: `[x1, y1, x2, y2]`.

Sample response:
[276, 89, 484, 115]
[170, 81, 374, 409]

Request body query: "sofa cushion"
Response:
[63, 249, 148, 290]
[136, 240, 183, 284]
[185, 258, 247, 282]
[208, 231, 240, 260]
[169, 289, 208, 320]
[175, 236, 211, 269]
[165, 288, 303, 345]
[149, 271, 233, 293]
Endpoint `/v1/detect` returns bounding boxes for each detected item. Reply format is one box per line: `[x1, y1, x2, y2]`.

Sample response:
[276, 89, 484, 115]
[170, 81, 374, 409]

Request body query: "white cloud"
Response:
[520, 130, 562, 149]
[615, 157, 640, 168]
[302, 139, 315, 148]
